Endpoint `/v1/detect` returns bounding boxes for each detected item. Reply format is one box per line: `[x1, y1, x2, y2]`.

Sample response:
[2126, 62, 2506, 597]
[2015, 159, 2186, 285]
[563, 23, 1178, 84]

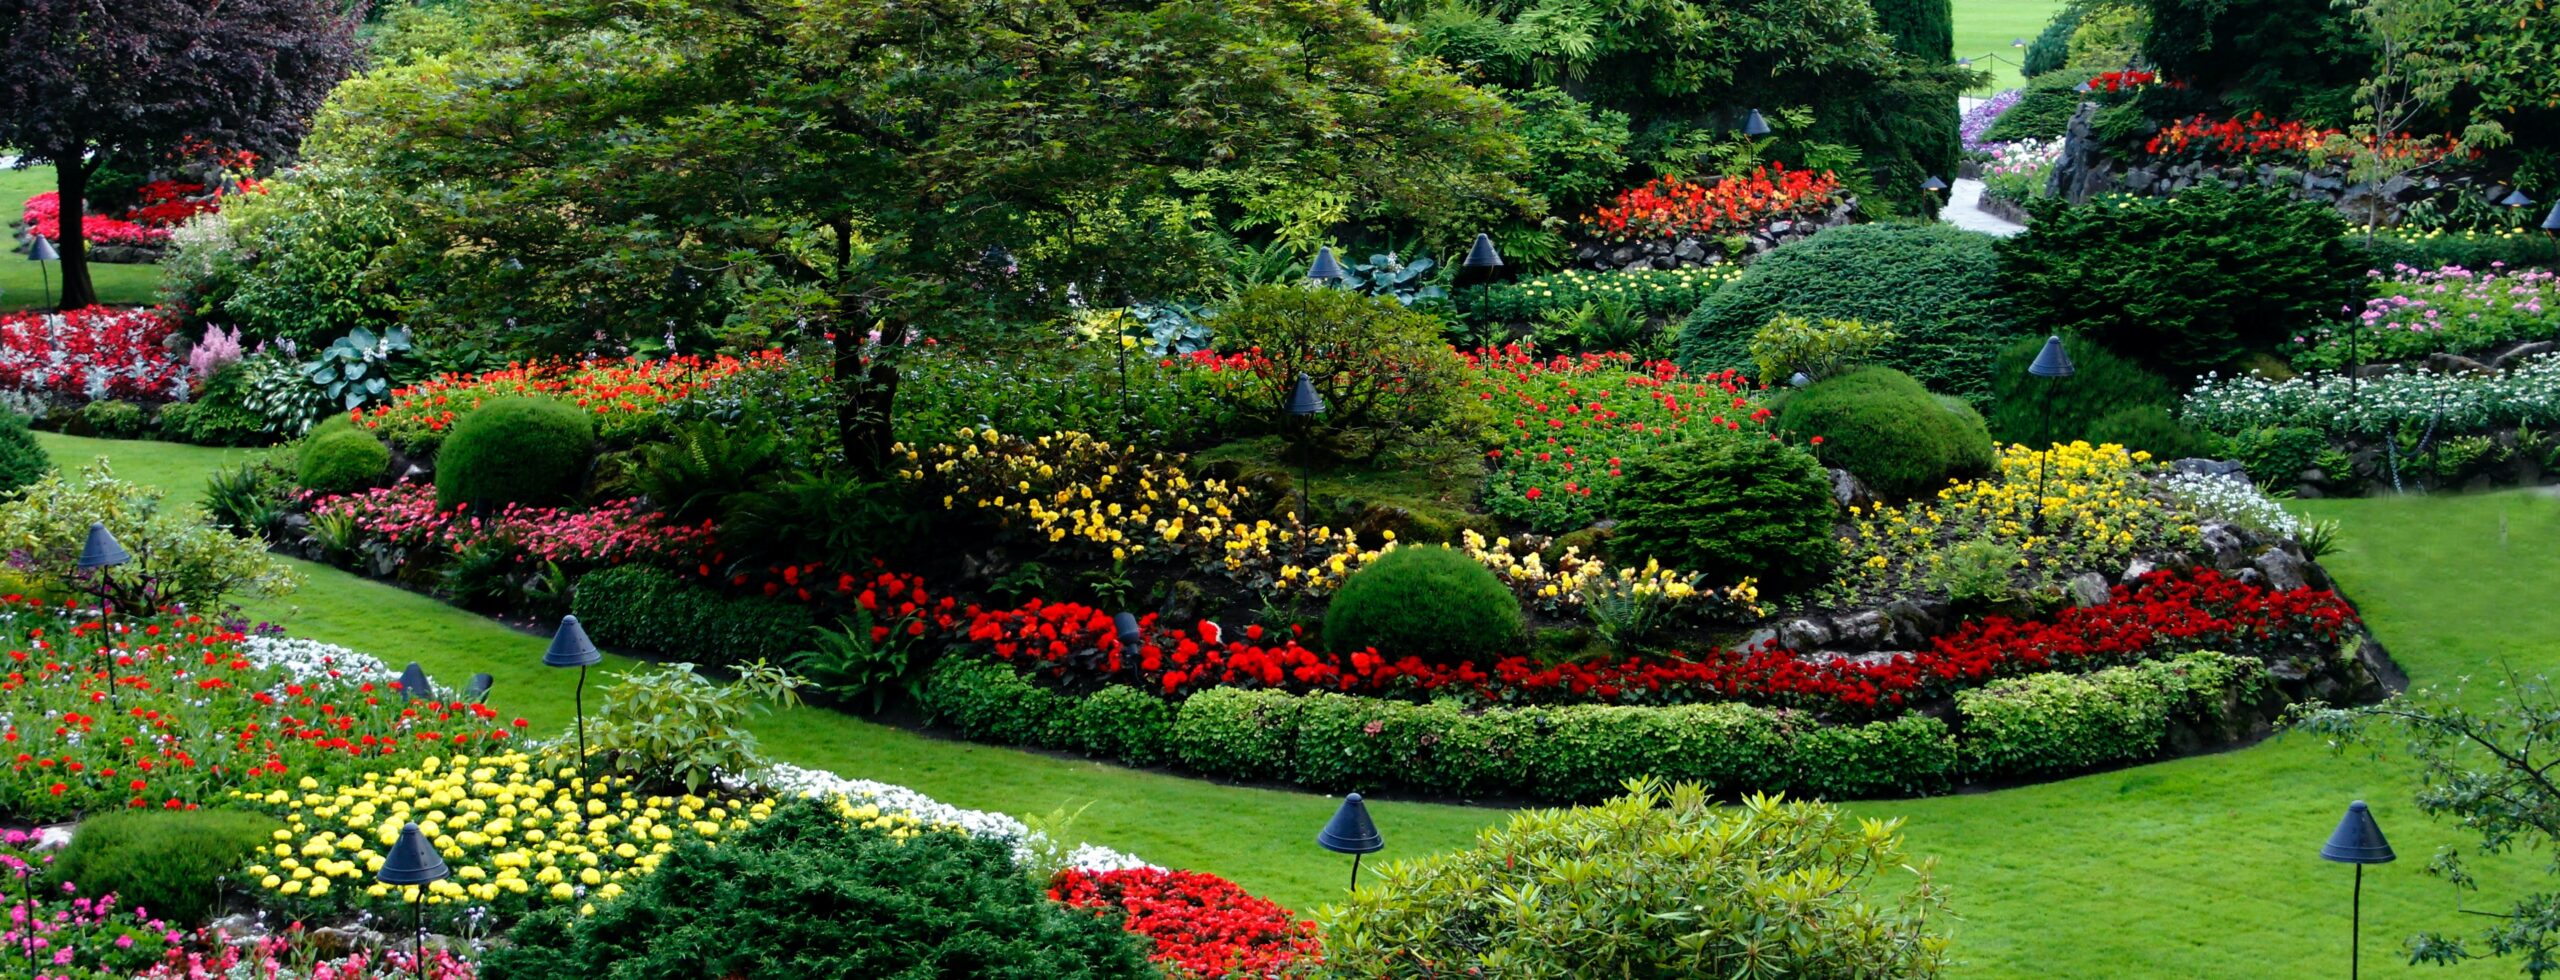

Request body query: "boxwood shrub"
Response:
[51, 809, 283, 926]
[1957, 652, 2264, 776]
[570, 566, 816, 668]
[1779, 367, 1995, 499]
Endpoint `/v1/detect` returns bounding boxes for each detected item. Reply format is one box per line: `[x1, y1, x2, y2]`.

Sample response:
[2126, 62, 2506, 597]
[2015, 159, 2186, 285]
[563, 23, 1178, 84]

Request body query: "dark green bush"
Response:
[1170, 687, 1301, 779]
[51, 809, 282, 926]
[2088, 404, 2210, 459]
[295, 428, 390, 494]
[2000, 188, 2365, 376]
[1779, 367, 1994, 499]
[434, 396, 594, 509]
[1681, 224, 2025, 399]
[1957, 652, 2262, 777]
[570, 566, 816, 669]
[1324, 545, 1523, 665]
[480, 801, 1154, 980]
[0, 413, 52, 494]
[156, 401, 273, 447]
[78, 401, 149, 439]
[2353, 229, 2558, 273]
[2220, 426, 2333, 486]
[1292, 693, 1467, 793]
[1608, 434, 1841, 596]
[1068, 684, 1179, 767]
[1787, 713, 1958, 797]
[1987, 334, 2175, 447]
[2022, 6, 2086, 76]
[918, 658, 1072, 749]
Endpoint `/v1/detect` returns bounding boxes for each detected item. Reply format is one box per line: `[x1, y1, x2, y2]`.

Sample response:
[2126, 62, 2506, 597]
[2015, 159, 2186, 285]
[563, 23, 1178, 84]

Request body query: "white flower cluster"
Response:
[2162, 471, 2302, 539]
[760, 761, 1155, 873]
[238, 635, 392, 685]
[2183, 353, 2560, 437]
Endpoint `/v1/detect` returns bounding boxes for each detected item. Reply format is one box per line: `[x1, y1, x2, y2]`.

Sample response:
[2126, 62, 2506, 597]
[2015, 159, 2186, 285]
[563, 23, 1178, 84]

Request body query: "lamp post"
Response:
[1458, 232, 1505, 290]
[1114, 611, 1141, 656]
[1306, 247, 1346, 285]
[2321, 800, 2396, 980]
[377, 822, 451, 980]
[1316, 792, 1384, 891]
[1286, 373, 1327, 562]
[2026, 336, 2075, 535]
[546, 615, 602, 823]
[1921, 176, 1948, 195]
[1741, 109, 1771, 137]
[26, 237, 56, 311]
[76, 522, 129, 705]
[2012, 37, 2026, 47]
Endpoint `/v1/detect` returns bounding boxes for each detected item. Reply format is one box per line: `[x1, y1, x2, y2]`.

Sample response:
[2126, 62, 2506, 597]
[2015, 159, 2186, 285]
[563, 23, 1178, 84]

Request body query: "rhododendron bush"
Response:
[1051, 867, 1320, 979]
[354, 351, 791, 452]
[1581, 164, 1842, 242]
[0, 306, 188, 405]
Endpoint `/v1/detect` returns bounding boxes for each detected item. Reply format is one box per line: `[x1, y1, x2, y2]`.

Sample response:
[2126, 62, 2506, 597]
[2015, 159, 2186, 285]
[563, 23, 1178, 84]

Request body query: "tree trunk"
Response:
[52, 153, 97, 310]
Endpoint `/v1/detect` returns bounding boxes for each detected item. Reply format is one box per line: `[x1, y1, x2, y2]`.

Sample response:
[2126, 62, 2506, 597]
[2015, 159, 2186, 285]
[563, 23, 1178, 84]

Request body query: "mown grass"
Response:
[1953, 0, 2065, 91]
[0, 165, 166, 312]
[41, 431, 2560, 976]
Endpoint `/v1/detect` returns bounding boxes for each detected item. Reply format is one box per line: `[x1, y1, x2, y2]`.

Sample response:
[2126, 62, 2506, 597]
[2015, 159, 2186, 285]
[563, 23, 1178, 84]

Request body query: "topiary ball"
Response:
[296, 428, 390, 494]
[0, 413, 52, 494]
[434, 396, 595, 510]
[1778, 367, 1994, 499]
[1609, 434, 1841, 596]
[51, 809, 282, 926]
[1325, 545, 1522, 665]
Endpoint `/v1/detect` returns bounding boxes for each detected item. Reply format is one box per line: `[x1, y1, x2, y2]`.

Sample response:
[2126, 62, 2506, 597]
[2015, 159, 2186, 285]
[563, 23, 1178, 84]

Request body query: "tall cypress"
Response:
[1861, 0, 1961, 217]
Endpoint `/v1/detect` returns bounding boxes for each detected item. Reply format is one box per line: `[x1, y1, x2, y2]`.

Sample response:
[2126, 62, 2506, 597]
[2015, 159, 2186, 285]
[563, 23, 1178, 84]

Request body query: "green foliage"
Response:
[1987, 333, 2174, 447]
[1779, 367, 1994, 499]
[1959, 652, 2261, 776]
[1929, 537, 2024, 609]
[50, 809, 283, 927]
[298, 326, 414, 413]
[2221, 426, 2332, 486]
[1748, 313, 1899, 385]
[570, 566, 817, 670]
[1497, 86, 1634, 218]
[1068, 684, 1179, 768]
[0, 413, 52, 494]
[480, 801, 1154, 980]
[1681, 224, 2023, 399]
[228, 352, 334, 438]
[790, 609, 932, 715]
[919, 659, 1075, 749]
[294, 428, 388, 494]
[715, 468, 922, 573]
[1468, 265, 1741, 324]
[1980, 89, 2078, 144]
[155, 400, 274, 447]
[1323, 545, 1524, 665]
[2023, 5, 2086, 76]
[160, 166, 408, 348]
[78, 401, 148, 439]
[1320, 780, 1951, 977]
[1608, 434, 1841, 596]
[2137, 0, 2369, 124]
[2088, 404, 2210, 459]
[889, 344, 1245, 454]
[2353, 228, 2559, 273]
[2001, 189, 2365, 376]
[2065, 3, 2146, 67]
[582, 661, 803, 794]
[1170, 687, 1302, 779]
[0, 461, 299, 607]
[632, 423, 778, 524]
[1210, 286, 1468, 459]
[433, 396, 595, 510]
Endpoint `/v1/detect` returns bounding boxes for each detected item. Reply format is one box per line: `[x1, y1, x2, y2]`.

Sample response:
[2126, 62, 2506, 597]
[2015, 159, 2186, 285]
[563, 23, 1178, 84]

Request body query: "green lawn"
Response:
[1954, 0, 2064, 91]
[0, 164, 166, 312]
[37, 430, 2560, 976]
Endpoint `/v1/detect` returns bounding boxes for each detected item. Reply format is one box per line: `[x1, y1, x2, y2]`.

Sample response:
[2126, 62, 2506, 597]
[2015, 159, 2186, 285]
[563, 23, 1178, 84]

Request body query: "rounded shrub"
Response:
[0, 413, 52, 494]
[2088, 404, 2210, 459]
[1609, 434, 1841, 596]
[1680, 223, 2025, 399]
[1325, 545, 1522, 665]
[1986, 334, 2175, 447]
[51, 809, 282, 926]
[296, 428, 390, 494]
[1778, 367, 1994, 499]
[434, 396, 594, 509]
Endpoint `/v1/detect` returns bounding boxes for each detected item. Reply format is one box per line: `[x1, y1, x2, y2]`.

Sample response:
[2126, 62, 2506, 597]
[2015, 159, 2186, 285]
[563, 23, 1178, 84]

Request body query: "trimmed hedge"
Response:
[51, 809, 283, 926]
[1324, 545, 1522, 665]
[296, 429, 390, 494]
[918, 651, 2272, 801]
[570, 566, 816, 668]
[434, 396, 595, 510]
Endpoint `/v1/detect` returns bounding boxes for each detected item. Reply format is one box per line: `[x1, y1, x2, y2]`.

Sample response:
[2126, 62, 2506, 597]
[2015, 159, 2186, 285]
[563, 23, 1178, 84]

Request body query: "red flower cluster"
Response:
[1051, 868, 1320, 979]
[0, 306, 188, 404]
[2089, 69, 2166, 93]
[2144, 113, 2462, 165]
[1582, 164, 1842, 242]
[21, 180, 261, 247]
[358, 351, 791, 447]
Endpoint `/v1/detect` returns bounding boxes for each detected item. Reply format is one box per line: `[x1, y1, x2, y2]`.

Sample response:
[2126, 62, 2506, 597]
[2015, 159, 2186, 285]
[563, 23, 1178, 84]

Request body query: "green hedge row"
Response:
[918, 651, 2269, 802]
[570, 566, 816, 668]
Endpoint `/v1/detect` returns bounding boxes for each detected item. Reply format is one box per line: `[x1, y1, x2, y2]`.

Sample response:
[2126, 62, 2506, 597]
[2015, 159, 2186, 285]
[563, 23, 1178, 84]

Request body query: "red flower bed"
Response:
[21, 180, 261, 248]
[2089, 69, 2164, 93]
[1051, 868, 1320, 979]
[2144, 112, 2460, 165]
[0, 306, 188, 403]
[1581, 164, 1842, 242]
[356, 351, 791, 448]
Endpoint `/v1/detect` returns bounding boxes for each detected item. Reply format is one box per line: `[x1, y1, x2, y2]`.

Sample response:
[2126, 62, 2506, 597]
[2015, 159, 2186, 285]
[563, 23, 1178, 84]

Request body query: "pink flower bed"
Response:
[0, 306, 188, 404]
[308, 483, 715, 568]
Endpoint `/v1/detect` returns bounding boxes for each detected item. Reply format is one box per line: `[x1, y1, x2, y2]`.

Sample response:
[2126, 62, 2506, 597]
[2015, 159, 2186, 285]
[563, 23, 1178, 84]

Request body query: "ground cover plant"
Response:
[2293, 263, 2559, 371]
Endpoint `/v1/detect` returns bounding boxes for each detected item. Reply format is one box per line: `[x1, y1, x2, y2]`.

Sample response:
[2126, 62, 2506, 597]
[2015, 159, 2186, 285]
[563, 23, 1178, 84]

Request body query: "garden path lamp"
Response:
[2502, 190, 2533, 208]
[2012, 37, 2027, 47]
[1286, 373, 1326, 562]
[1306, 247, 1346, 285]
[2027, 336, 2075, 535]
[1957, 57, 1972, 67]
[1741, 109, 1771, 137]
[1317, 792, 1384, 891]
[546, 615, 603, 822]
[377, 822, 450, 980]
[1921, 176, 1948, 194]
[2321, 800, 2396, 980]
[1458, 232, 1505, 289]
[76, 522, 129, 704]
[1113, 612, 1141, 662]
[26, 236, 56, 311]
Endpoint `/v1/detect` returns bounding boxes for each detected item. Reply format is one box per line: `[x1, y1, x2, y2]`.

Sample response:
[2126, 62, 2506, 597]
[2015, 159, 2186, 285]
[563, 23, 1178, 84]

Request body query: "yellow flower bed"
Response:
[1457, 529, 1761, 618]
[1836, 442, 2200, 602]
[235, 752, 936, 920]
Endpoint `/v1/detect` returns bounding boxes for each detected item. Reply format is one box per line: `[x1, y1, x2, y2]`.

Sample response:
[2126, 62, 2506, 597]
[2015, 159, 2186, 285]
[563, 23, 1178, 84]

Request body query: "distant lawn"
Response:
[0, 164, 165, 312]
[1954, 0, 2063, 91]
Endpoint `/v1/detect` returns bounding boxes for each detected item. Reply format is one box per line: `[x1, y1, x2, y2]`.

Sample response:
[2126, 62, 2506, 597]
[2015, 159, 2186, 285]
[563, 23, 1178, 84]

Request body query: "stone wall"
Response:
[1567, 198, 1861, 272]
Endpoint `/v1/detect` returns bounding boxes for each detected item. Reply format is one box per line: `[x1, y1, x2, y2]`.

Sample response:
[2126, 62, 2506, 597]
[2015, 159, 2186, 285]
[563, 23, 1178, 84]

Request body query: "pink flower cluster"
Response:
[136, 932, 478, 980]
[308, 482, 715, 568]
[1, 830, 186, 979]
[0, 306, 189, 404]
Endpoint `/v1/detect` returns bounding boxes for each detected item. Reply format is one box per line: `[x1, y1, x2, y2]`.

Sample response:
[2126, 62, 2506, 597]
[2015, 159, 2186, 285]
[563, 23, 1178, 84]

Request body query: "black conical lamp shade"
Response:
[2320, 800, 2396, 864]
[1286, 372, 1326, 416]
[1462, 233, 1504, 270]
[377, 822, 451, 885]
[2543, 202, 2560, 231]
[1306, 247, 1345, 282]
[2502, 190, 2534, 208]
[545, 615, 601, 668]
[1113, 612, 1141, 651]
[27, 237, 57, 262]
[1317, 793, 1384, 854]
[1921, 176, 1948, 192]
[75, 522, 129, 570]
[1741, 109, 1771, 136]
[399, 662, 433, 702]
[2028, 335, 2076, 378]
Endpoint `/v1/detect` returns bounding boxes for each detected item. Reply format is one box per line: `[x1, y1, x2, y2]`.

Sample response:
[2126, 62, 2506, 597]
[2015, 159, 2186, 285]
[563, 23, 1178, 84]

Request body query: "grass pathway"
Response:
[0, 167, 163, 312]
[42, 430, 2560, 976]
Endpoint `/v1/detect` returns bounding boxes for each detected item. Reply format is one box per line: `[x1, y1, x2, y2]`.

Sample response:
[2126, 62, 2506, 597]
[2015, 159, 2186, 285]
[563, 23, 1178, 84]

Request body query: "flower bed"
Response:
[1466, 345, 1772, 531]
[306, 483, 716, 570]
[1961, 89, 2024, 153]
[353, 352, 792, 452]
[1980, 138, 2062, 205]
[0, 306, 188, 406]
[1051, 867, 1321, 979]
[1470, 266, 1744, 322]
[0, 833, 185, 978]
[22, 193, 171, 249]
[1581, 165, 1843, 243]
[1834, 443, 2200, 605]
[2183, 352, 2560, 438]
[2292, 263, 2558, 371]
[2144, 113, 2456, 166]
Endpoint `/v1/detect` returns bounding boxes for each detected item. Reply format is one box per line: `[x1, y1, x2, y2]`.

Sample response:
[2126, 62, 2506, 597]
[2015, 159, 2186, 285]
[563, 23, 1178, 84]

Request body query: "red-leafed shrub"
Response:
[1582, 164, 1842, 243]
[1051, 867, 1321, 979]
